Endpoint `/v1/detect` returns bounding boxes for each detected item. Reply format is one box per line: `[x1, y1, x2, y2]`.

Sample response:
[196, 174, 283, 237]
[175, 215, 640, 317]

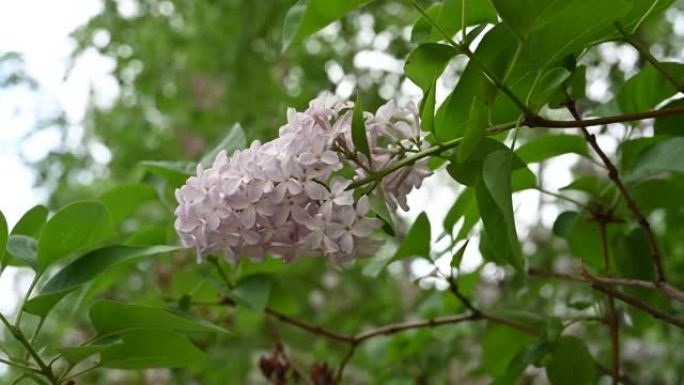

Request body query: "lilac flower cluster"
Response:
[174, 94, 431, 263]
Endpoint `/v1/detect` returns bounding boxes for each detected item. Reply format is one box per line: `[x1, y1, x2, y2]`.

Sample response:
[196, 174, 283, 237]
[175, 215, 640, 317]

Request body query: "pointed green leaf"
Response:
[11, 205, 48, 237]
[25, 245, 178, 318]
[516, 135, 590, 164]
[351, 94, 371, 162]
[37, 201, 113, 270]
[617, 62, 684, 114]
[391, 212, 431, 262]
[90, 301, 229, 337]
[457, 97, 488, 162]
[428, 0, 498, 41]
[282, 0, 374, 50]
[6, 235, 39, 270]
[450, 240, 469, 268]
[546, 337, 597, 385]
[404, 43, 458, 92]
[410, 3, 442, 44]
[200, 123, 247, 166]
[419, 82, 437, 135]
[476, 151, 523, 270]
[627, 137, 684, 181]
[100, 184, 157, 225]
[99, 330, 205, 369]
[234, 274, 274, 313]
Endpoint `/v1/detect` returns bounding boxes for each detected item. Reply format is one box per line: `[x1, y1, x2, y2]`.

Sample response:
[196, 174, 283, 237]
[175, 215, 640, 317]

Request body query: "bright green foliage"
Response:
[546, 337, 597, 385]
[428, 0, 498, 41]
[5, 235, 39, 270]
[24, 245, 179, 318]
[37, 201, 113, 270]
[98, 330, 206, 369]
[404, 43, 457, 92]
[391, 212, 431, 262]
[516, 135, 590, 164]
[233, 274, 274, 312]
[352, 94, 372, 162]
[477, 151, 522, 270]
[283, 0, 374, 49]
[617, 62, 684, 113]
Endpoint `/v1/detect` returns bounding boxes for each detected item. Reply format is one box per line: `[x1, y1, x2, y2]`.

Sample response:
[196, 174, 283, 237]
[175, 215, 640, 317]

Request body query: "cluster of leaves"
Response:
[3, 0, 684, 384]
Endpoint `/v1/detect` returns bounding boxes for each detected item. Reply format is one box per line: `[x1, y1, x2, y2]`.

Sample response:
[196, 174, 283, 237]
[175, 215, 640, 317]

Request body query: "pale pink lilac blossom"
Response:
[174, 94, 431, 264]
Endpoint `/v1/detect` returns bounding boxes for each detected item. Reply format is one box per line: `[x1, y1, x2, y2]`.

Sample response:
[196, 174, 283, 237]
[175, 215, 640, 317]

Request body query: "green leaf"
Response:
[627, 137, 684, 181]
[654, 99, 684, 136]
[516, 135, 590, 163]
[427, 0, 498, 42]
[100, 184, 157, 225]
[282, 0, 374, 50]
[443, 188, 475, 234]
[493, 339, 552, 385]
[434, 25, 519, 142]
[24, 245, 179, 318]
[90, 301, 229, 337]
[139, 160, 193, 187]
[491, 0, 566, 39]
[370, 195, 395, 236]
[58, 341, 117, 366]
[0, 210, 6, 265]
[351, 94, 371, 162]
[450, 240, 469, 268]
[447, 138, 527, 186]
[617, 62, 684, 114]
[494, 0, 631, 68]
[482, 324, 536, 376]
[545, 336, 597, 385]
[233, 274, 274, 313]
[410, 3, 441, 44]
[552, 211, 578, 238]
[200, 123, 247, 166]
[419, 82, 437, 135]
[391, 212, 431, 263]
[99, 330, 205, 369]
[476, 151, 523, 270]
[457, 97, 488, 162]
[11, 205, 48, 237]
[620, 0, 676, 32]
[37, 201, 113, 271]
[404, 43, 458, 92]
[5, 235, 39, 270]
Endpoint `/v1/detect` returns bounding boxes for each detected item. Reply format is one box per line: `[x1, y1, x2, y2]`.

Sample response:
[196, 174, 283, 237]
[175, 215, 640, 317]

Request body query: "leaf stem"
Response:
[408, 0, 534, 116]
[0, 312, 58, 384]
[616, 22, 684, 93]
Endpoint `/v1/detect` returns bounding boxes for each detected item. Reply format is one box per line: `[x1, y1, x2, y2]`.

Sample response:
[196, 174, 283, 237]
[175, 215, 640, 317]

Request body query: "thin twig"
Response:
[527, 269, 684, 304]
[347, 104, 684, 191]
[0, 358, 41, 374]
[566, 100, 666, 282]
[616, 22, 684, 93]
[599, 221, 620, 385]
[335, 344, 357, 383]
[580, 269, 684, 329]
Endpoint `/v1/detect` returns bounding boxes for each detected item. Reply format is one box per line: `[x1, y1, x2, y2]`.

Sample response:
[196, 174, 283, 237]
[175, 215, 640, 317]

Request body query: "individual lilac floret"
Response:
[174, 94, 431, 264]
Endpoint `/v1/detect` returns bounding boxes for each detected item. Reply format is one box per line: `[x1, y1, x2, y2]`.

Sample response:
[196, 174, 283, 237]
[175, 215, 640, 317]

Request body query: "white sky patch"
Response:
[0, 0, 113, 317]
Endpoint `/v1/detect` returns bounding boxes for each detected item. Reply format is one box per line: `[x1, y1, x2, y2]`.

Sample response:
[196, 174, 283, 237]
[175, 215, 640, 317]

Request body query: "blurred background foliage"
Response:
[2, 0, 684, 384]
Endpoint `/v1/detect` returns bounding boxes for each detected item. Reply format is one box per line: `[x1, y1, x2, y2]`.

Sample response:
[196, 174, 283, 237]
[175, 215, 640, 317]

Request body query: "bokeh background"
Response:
[2, 0, 684, 384]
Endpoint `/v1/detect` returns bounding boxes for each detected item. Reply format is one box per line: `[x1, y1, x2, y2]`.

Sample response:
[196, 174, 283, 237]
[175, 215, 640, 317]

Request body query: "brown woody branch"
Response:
[528, 269, 684, 330]
[527, 269, 684, 303]
[566, 100, 666, 282]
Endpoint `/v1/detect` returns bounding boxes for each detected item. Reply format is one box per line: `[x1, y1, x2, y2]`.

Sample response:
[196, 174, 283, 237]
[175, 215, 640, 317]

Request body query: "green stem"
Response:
[207, 256, 233, 290]
[409, 0, 535, 117]
[616, 22, 684, 92]
[0, 358, 41, 374]
[348, 120, 517, 190]
[0, 312, 58, 384]
[15, 273, 41, 328]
